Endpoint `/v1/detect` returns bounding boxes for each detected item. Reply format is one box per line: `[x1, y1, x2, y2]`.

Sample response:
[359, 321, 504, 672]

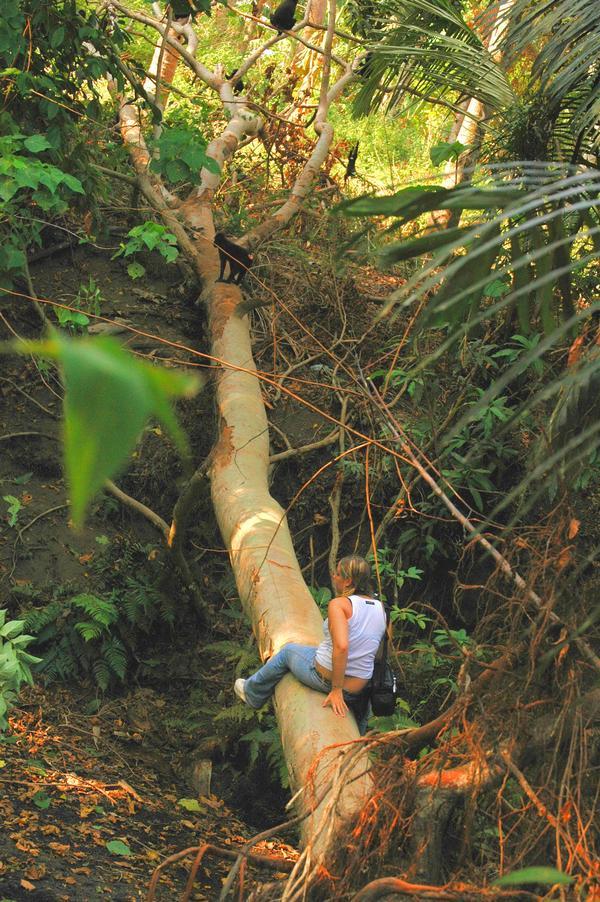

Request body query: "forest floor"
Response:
[0, 684, 297, 901]
[0, 231, 404, 900]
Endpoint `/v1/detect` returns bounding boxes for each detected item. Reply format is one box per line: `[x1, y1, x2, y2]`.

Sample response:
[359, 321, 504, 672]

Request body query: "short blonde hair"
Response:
[338, 555, 373, 595]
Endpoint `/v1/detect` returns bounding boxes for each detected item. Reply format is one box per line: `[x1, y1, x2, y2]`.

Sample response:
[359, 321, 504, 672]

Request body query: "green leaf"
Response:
[430, 140, 468, 166]
[61, 172, 85, 195]
[494, 867, 574, 887]
[127, 262, 145, 280]
[32, 790, 51, 809]
[106, 840, 132, 856]
[483, 278, 509, 298]
[380, 226, 477, 264]
[0, 620, 25, 639]
[0, 244, 26, 272]
[13, 472, 33, 484]
[23, 134, 52, 153]
[17, 334, 201, 527]
[49, 26, 65, 49]
[177, 798, 204, 812]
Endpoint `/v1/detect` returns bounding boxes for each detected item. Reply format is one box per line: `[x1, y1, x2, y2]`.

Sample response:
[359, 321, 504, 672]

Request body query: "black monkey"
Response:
[356, 52, 374, 77]
[169, 0, 195, 20]
[344, 142, 360, 181]
[214, 233, 254, 285]
[226, 70, 245, 95]
[269, 0, 299, 32]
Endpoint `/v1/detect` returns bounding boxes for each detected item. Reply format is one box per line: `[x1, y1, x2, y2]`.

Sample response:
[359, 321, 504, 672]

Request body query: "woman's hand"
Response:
[322, 688, 348, 716]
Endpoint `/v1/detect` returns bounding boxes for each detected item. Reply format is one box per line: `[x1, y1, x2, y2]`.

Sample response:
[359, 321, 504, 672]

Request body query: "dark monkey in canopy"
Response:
[270, 0, 299, 32]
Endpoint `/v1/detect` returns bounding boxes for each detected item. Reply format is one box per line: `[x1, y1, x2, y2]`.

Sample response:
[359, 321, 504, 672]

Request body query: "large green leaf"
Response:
[494, 866, 574, 887]
[340, 185, 522, 222]
[380, 225, 478, 264]
[16, 334, 201, 527]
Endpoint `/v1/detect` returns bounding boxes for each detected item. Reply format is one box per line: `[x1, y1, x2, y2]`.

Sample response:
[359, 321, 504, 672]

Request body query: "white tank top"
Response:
[315, 594, 387, 679]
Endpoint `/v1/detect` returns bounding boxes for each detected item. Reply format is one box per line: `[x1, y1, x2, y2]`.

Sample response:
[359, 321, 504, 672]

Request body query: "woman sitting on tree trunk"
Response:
[234, 555, 387, 735]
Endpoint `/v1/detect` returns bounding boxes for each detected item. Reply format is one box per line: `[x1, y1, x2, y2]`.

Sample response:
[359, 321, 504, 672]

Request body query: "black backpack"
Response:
[370, 603, 400, 717]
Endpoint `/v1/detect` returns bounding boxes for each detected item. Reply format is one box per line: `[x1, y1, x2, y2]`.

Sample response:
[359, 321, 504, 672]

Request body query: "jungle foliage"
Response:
[0, 0, 598, 896]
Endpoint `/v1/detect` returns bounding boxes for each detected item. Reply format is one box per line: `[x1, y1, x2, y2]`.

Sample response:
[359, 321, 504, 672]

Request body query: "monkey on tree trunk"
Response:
[344, 142, 360, 181]
[214, 233, 254, 285]
[269, 0, 299, 32]
[225, 70, 245, 95]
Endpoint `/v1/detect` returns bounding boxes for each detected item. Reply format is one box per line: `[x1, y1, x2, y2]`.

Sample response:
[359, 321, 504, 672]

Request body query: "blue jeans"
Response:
[243, 643, 371, 735]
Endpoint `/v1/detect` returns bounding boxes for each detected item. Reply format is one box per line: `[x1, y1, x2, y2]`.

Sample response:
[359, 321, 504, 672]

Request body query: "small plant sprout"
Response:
[113, 222, 180, 280]
[3, 495, 22, 527]
[0, 610, 42, 732]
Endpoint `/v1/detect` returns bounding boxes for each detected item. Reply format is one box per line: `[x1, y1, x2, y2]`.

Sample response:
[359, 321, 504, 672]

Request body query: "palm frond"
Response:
[343, 162, 600, 515]
[504, 0, 600, 156]
[354, 0, 515, 117]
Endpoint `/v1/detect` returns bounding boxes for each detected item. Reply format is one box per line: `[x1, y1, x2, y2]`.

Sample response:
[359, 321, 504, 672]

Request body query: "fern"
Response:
[102, 636, 127, 680]
[241, 721, 290, 789]
[93, 658, 110, 692]
[204, 640, 260, 672]
[213, 705, 256, 725]
[39, 634, 78, 682]
[72, 594, 118, 627]
[74, 620, 104, 641]
[24, 600, 63, 637]
[121, 577, 154, 625]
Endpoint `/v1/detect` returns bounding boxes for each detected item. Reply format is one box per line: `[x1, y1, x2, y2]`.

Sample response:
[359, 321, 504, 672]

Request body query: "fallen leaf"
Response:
[177, 798, 203, 813]
[118, 780, 142, 801]
[106, 840, 132, 856]
[33, 790, 51, 809]
[48, 842, 71, 855]
[200, 796, 223, 810]
[24, 863, 46, 880]
[72, 867, 92, 875]
[567, 334, 585, 367]
[20, 879, 36, 892]
[78, 552, 94, 564]
[567, 518, 580, 539]
[64, 876, 77, 885]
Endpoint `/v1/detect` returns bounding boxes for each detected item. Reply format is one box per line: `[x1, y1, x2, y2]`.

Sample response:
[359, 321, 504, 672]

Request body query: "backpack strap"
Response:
[375, 601, 390, 687]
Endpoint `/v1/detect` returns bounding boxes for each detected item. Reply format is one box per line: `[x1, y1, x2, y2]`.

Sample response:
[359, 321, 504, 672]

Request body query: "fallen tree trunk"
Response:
[207, 284, 373, 859]
[112, 0, 373, 865]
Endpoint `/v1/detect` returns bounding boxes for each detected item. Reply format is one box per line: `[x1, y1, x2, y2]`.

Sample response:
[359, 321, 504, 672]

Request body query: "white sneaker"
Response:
[234, 678, 248, 704]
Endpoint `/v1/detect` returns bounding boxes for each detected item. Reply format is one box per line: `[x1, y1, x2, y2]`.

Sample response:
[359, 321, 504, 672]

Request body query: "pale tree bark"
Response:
[432, 0, 514, 228]
[111, 0, 370, 866]
[293, 0, 328, 95]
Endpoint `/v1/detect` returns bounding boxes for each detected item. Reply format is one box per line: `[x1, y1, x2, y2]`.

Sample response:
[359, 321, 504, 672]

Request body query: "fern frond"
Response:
[24, 601, 62, 636]
[93, 658, 110, 692]
[71, 594, 118, 627]
[102, 636, 127, 680]
[74, 621, 103, 642]
[214, 705, 256, 724]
